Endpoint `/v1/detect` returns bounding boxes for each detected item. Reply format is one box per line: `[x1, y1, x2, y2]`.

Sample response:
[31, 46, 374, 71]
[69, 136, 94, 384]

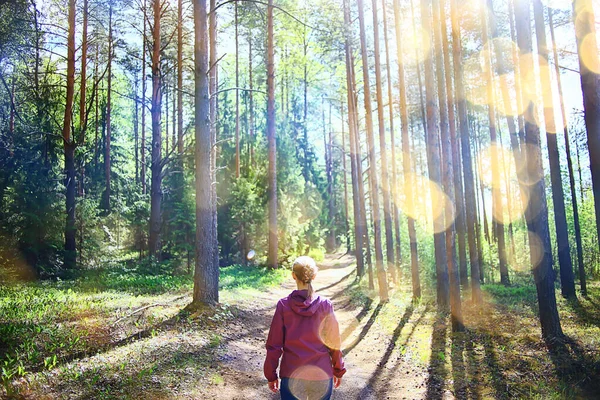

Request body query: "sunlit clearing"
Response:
[319, 314, 341, 350]
[543, 0, 573, 10]
[477, 144, 529, 224]
[394, 172, 455, 234]
[579, 33, 600, 74]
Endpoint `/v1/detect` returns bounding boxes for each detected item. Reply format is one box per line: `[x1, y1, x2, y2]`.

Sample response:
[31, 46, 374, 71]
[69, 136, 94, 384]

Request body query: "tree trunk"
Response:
[325, 98, 335, 253]
[549, 9, 586, 295]
[235, 2, 240, 178]
[451, 0, 481, 301]
[440, 0, 467, 291]
[357, 0, 389, 301]
[209, 0, 219, 277]
[343, 0, 365, 276]
[79, 0, 88, 197]
[141, 0, 147, 195]
[341, 101, 351, 253]
[532, 0, 575, 298]
[433, 0, 463, 330]
[394, 0, 421, 299]
[249, 31, 254, 168]
[371, 0, 396, 285]
[148, 0, 162, 258]
[267, 0, 278, 269]
[63, 0, 77, 270]
[481, 0, 509, 285]
[574, 0, 600, 257]
[382, 0, 402, 276]
[193, 0, 218, 304]
[104, 4, 113, 212]
[178, 0, 184, 157]
[514, 0, 563, 342]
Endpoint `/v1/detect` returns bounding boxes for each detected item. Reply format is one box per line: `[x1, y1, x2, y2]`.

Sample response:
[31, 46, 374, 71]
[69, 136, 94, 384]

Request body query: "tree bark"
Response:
[104, 3, 113, 212]
[481, 0, 509, 285]
[267, 0, 278, 269]
[382, 0, 402, 275]
[394, 0, 421, 299]
[433, 0, 463, 330]
[148, 0, 162, 258]
[141, 0, 147, 195]
[451, 0, 481, 301]
[343, 0, 365, 277]
[532, 0, 575, 298]
[514, 0, 563, 342]
[193, 0, 219, 304]
[178, 0, 184, 157]
[63, 0, 77, 270]
[574, 0, 600, 257]
[371, 0, 396, 285]
[421, 0, 449, 310]
[357, 0, 389, 301]
[549, 9, 586, 295]
[235, 2, 240, 178]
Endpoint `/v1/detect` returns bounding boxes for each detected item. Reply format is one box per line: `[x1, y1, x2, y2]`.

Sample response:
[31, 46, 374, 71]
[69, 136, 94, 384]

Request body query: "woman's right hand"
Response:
[333, 376, 342, 388]
[268, 379, 279, 393]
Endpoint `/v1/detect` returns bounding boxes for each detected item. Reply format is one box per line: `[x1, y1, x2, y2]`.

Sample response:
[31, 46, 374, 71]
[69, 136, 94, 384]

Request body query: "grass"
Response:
[0, 262, 287, 397]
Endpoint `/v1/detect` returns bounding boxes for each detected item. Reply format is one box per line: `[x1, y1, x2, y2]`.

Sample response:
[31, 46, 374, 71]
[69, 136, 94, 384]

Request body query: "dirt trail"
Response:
[199, 254, 433, 400]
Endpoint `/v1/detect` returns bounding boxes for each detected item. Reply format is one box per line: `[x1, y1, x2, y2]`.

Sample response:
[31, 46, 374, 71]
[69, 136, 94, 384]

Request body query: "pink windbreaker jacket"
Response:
[264, 289, 346, 382]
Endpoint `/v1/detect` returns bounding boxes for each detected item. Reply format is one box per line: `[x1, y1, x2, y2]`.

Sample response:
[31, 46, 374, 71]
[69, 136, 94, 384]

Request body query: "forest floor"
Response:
[2, 254, 600, 399]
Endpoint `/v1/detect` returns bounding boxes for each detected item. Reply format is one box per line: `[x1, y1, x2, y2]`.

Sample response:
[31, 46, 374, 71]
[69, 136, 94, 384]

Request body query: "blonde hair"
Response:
[292, 256, 319, 299]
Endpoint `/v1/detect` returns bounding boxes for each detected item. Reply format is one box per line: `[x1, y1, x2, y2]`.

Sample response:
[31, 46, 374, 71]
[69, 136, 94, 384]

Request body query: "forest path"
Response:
[198, 254, 437, 400]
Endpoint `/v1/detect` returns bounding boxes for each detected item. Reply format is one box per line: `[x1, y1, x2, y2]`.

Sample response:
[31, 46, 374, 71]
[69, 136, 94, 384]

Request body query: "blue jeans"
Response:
[280, 377, 333, 400]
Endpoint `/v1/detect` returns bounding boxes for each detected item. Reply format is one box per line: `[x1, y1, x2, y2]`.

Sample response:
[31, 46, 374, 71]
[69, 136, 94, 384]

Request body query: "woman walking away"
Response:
[264, 256, 346, 400]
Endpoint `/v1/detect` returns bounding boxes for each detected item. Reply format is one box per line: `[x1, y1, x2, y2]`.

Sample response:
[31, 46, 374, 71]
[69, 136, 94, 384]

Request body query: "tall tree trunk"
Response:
[357, 0, 389, 301]
[209, 0, 218, 273]
[343, 0, 365, 277]
[193, 0, 218, 304]
[325, 98, 335, 252]
[341, 102, 351, 252]
[178, 0, 184, 157]
[532, 0, 575, 298]
[433, 0, 463, 330]
[440, 0, 467, 291]
[452, 0, 481, 301]
[235, 2, 240, 178]
[249, 30, 254, 168]
[63, 0, 77, 270]
[79, 0, 88, 197]
[104, 4, 113, 212]
[371, 0, 396, 285]
[382, 0, 402, 275]
[141, 0, 147, 195]
[549, 9, 586, 295]
[514, 0, 563, 342]
[267, 0, 278, 269]
[481, 0, 509, 285]
[135, 76, 139, 184]
[573, 0, 600, 255]
[421, 0, 449, 310]
[394, 0, 421, 299]
[148, 0, 162, 258]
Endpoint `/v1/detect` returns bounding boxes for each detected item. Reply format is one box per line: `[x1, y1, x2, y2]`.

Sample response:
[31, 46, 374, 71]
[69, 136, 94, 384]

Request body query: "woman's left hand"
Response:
[268, 379, 279, 393]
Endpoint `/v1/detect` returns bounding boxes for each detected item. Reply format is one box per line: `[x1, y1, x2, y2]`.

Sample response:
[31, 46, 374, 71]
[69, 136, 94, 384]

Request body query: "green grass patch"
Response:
[218, 264, 288, 291]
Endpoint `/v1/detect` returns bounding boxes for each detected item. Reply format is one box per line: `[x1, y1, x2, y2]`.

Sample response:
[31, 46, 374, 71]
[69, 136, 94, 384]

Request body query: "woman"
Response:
[264, 256, 346, 400]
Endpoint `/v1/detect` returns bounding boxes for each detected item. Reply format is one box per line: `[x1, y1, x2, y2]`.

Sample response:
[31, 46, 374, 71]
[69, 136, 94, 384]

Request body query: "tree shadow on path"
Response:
[342, 302, 384, 356]
[425, 314, 447, 400]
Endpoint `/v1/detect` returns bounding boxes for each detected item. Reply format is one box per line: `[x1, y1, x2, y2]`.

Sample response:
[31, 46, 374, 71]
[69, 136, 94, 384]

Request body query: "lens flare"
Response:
[400, 24, 432, 66]
[579, 33, 600, 74]
[319, 314, 341, 350]
[394, 172, 455, 234]
[246, 250, 256, 260]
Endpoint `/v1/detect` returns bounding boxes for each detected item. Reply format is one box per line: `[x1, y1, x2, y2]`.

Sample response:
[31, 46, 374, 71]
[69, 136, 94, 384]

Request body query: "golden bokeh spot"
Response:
[289, 365, 330, 381]
[527, 231, 545, 270]
[579, 33, 600, 74]
[455, 0, 485, 33]
[319, 313, 341, 350]
[401, 24, 432, 65]
[514, 143, 545, 188]
[463, 55, 489, 107]
[394, 173, 455, 234]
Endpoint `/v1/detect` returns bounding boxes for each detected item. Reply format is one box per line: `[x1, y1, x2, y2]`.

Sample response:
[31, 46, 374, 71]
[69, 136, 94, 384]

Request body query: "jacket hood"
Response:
[289, 290, 321, 316]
